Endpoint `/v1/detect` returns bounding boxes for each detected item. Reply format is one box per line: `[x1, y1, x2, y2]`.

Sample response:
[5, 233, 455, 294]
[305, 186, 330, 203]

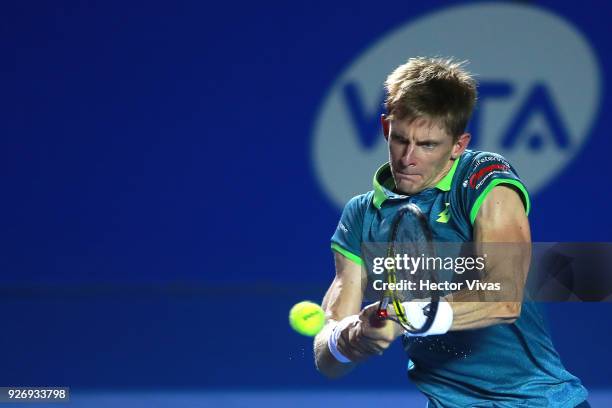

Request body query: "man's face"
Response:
[383, 116, 467, 195]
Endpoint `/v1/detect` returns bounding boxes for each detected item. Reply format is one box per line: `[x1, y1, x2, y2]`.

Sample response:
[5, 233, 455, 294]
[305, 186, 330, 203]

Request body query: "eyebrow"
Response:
[390, 133, 439, 144]
[390, 132, 408, 140]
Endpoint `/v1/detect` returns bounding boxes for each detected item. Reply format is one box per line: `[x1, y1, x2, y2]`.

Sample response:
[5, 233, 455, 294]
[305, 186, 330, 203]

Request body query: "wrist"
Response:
[327, 315, 360, 363]
[402, 299, 453, 337]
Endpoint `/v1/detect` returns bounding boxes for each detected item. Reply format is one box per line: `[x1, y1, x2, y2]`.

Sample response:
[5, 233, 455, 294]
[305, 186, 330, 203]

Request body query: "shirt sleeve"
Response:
[460, 152, 531, 225]
[330, 194, 367, 266]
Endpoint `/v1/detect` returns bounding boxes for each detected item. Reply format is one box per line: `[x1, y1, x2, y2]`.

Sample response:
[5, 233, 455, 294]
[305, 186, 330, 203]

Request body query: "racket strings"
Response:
[377, 203, 439, 334]
[383, 206, 418, 331]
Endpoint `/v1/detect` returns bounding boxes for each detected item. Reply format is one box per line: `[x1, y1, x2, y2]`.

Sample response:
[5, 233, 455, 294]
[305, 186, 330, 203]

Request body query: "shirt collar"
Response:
[372, 156, 461, 209]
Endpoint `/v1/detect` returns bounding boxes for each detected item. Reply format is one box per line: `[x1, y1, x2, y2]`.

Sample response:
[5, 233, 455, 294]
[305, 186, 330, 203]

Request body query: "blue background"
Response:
[1, 0, 611, 405]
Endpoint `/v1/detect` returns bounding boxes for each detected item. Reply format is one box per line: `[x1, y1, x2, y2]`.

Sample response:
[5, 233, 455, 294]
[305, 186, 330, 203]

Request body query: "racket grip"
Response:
[369, 308, 388, 328]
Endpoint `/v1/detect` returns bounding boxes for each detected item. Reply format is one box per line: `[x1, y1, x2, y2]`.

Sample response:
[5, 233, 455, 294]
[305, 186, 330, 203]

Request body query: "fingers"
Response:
[358, 304, 397, 342]
[334, 307, 399, 362]
[356, 334, 389, 355]
[359, 301, 381, 318]
[367, 311, 387, 329]
[359, 301, 399, 325]
[339, 323, 387, 360]
[336, 322, 372, 362]
[341, 326, 384, 359]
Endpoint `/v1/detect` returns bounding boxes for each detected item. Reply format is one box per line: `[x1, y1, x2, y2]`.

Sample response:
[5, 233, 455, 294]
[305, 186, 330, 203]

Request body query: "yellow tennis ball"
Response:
[289, 301, 325, 337]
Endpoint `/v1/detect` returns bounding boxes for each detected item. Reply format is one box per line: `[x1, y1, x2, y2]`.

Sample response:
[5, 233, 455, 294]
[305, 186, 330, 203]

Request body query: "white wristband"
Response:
[402, 299, 453, 337]
[327, 315, 360, 364]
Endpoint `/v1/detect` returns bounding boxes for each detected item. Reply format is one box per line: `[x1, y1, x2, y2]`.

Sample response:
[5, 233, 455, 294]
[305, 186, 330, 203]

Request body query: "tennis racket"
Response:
[370, 203, 440, 335]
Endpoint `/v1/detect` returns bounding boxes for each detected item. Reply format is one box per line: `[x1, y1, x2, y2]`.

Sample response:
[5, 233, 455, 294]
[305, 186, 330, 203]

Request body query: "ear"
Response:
[381, 114, 390, 141]
[451, 133, 471, 159]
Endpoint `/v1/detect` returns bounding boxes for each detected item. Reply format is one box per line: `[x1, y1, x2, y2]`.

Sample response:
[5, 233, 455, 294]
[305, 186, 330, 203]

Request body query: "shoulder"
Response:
[452, 150, 530, 225]
[331, 191, 374, 261]
[468, 150, 513, 169]
[452, 150, 523, 191]
[336, 191, 374, 232]
[342, 191, 374, 213]
[455, 150, 515, 186]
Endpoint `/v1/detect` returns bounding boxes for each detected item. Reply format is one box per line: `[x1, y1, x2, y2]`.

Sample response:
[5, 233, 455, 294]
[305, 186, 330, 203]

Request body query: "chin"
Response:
[396, 182, 421, 195]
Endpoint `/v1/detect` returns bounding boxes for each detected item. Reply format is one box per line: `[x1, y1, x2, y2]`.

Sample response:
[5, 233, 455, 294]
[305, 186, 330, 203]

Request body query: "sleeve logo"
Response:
[469, 163, 511, 189]
[338, 222, 349, 233]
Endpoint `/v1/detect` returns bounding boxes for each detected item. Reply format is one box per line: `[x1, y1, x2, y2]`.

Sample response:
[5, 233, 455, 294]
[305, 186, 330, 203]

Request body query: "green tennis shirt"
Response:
[330, 150, 587, 408]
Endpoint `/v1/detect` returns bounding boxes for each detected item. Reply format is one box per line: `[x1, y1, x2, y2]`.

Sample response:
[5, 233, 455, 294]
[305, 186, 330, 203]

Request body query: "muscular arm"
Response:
[314, 252, 401, 378]
[314, 252, 364, 378]
[446, 185, 531, 330]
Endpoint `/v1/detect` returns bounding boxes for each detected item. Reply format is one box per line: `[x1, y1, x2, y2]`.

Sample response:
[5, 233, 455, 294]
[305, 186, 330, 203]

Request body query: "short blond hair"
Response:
[384, 57, 477, 138]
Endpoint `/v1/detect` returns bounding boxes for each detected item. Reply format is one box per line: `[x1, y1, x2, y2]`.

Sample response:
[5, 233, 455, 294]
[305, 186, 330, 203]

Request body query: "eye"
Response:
[392, 135, 409, 145]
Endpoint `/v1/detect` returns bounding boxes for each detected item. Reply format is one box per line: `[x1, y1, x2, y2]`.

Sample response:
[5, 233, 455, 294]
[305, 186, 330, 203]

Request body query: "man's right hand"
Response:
[336, 302, 403, 362]
[315, 253, 402, 378]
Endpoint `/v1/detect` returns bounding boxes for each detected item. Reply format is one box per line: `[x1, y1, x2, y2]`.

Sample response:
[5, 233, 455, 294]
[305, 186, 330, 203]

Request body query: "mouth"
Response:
[396, 172, 420, 180]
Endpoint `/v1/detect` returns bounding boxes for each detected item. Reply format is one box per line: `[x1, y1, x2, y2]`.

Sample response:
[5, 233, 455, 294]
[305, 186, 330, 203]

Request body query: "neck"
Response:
[432, 158, 456, 186]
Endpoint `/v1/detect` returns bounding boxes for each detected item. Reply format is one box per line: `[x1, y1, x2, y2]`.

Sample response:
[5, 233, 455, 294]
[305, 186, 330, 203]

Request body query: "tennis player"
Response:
[314, 57, 589, 407]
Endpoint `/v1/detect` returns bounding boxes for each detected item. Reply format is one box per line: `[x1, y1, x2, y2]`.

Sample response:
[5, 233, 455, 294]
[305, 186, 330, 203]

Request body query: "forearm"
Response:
[443, 250, 526, 330]
[446, 185, 531, 331]
[446, 300, 521, 330]
[314, 253, 363, 378]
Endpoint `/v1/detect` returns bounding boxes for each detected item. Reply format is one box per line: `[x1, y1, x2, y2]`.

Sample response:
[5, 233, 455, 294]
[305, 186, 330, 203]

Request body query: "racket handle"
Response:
[370, 304, 388, 328]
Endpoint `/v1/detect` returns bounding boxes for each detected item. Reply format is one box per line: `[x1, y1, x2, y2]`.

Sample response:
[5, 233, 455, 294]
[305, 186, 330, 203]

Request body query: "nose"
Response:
[400, 144, 417, 167]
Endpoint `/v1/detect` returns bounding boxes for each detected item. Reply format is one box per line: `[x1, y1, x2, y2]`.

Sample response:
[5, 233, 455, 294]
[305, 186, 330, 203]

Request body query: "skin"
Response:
[314, 114, 531, 379]
[381, 115, 470, 195]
